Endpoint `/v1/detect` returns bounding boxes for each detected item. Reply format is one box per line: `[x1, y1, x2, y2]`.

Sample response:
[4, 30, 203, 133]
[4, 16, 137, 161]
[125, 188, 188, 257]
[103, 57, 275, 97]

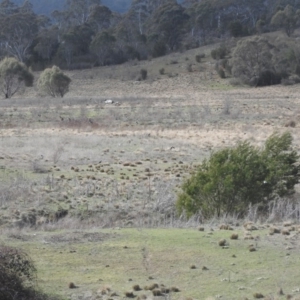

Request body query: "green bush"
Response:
[176, 132, 300, 218]
[38, 66, 71, 97]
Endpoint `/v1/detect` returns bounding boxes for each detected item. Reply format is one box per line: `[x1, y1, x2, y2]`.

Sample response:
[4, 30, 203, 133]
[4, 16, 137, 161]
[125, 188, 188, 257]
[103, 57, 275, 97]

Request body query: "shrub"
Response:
[176, 132, 300, 218]
[133, 284, 142, 291]
[140, 69, 148, 80]
[0, 245, 60, 300]
[186, 64, 193, 72]
[211, 44, 228, 60]
[195, 53, 205, 63]
[0, 57, 34, 99]
[68, 282, 76, 289]
[295, 64, 300, 76]
[159, 68, 165, 75]
[256, 70, 282, 86]
[228, 21, 248, 37]
[217, 67, 226, 78]
[38, 66, 71, 97]
[281, 74, 300, 85]
[0, 245, 36, 300]
[152, 40, 167, 58]
[152, 289, 162, 296]
[231, 36, 275, 86]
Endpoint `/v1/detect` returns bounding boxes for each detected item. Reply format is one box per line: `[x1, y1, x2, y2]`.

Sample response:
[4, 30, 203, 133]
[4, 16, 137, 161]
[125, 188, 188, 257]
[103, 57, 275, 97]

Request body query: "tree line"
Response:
[0, 0, 299, 71]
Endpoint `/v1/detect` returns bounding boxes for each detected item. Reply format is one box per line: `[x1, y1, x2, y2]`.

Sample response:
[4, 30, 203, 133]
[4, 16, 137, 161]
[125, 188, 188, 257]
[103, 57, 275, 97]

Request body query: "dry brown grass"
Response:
[0, 37, 300, 231]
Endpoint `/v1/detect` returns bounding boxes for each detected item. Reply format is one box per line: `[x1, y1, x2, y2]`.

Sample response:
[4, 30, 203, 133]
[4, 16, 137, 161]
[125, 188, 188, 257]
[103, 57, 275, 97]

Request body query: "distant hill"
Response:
[12, 0, 132, 15]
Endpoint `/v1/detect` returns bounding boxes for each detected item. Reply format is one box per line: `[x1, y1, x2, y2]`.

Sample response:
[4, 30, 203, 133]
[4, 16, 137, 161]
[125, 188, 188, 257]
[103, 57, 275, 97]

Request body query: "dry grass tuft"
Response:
[283, 221, 294, 227]
[244, 232, 254, 240]
[152, 289, 162, 296]
[147, 283, 159, 290]
[284, 120, 296, 127]
[68, 282, 76, 289]
[219, 224, 233, 230]
[269, 226, 281, 235]
[281, 228, 290, 235]
[137, 295, 147, 300]
[218, 239, 227, 246]
[278, 287, 284, 295]
[253, 292, 264, 298]
[170, 286, 180, 292]
[160, 286, 170, 293]
[245, 224, 258, 231]
[190, 264, 196, 269]
[125, 291, 135, 298]
[133, 284, 142, 291]
[249, 246, 256, 252]
[230, 233, 239, 240]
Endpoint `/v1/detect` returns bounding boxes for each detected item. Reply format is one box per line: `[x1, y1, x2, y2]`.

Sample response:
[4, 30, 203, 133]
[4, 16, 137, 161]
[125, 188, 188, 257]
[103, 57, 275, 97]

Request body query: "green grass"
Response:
[1, 227, 298, 300]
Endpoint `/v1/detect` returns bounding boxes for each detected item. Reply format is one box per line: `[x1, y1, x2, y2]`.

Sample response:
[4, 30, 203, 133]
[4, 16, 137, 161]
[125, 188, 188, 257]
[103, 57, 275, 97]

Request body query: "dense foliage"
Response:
[37, 65, 71, 97]
[0, 57, 33, 98]
[177, 132, 300, 218]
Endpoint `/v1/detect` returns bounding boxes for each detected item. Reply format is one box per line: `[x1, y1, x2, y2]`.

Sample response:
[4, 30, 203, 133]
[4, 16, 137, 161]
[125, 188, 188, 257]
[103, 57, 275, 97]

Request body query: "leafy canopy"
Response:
[37, 65, 71, 97]
[177, 132, 300, 218]
[0, 57, 33, 99]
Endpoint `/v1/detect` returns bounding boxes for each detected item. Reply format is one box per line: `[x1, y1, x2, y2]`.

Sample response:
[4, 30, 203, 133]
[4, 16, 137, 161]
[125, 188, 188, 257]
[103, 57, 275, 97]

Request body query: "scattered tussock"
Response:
[152, 289, 162, 296]
[219, 224, 233, 230]
[133, 284, 142, 291]
[230, 233, 239, 240]
[253, 292, 264, 298]
[244, 223, 258, 231]
[218, 239, 227, 246]
[68, 282, 76, 289]
[281, 228, 290, 235]
[125, 291, 135, 298]
[249, 246, 256, 252]
[269, 226, 281, 235]
[145, 283, 159, 291]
